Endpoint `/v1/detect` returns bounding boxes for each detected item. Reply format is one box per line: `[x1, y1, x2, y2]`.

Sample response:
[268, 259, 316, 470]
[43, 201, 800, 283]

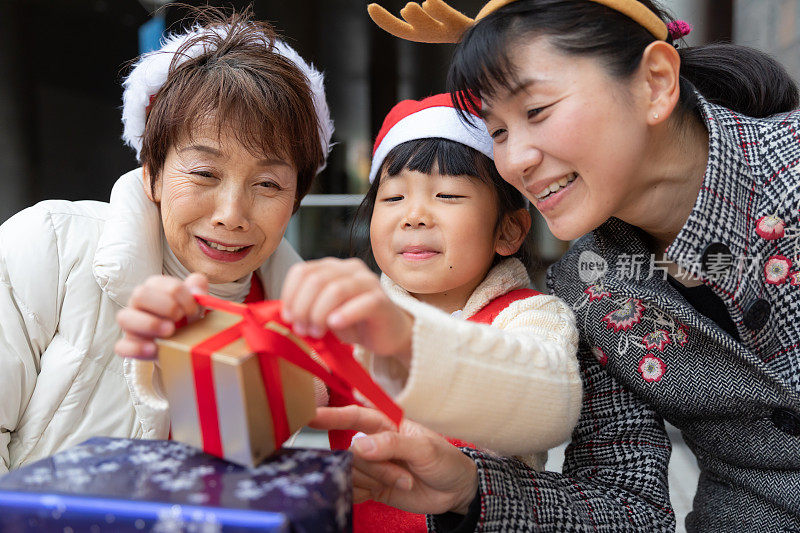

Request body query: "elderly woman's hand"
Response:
[115, 273, 209, 359]
[280, 258, 415, 366]
[311, 405, 479, 515]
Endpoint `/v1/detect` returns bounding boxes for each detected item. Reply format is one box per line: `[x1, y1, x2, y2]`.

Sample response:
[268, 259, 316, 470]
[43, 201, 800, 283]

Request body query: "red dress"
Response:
[329, 288, 539, 532]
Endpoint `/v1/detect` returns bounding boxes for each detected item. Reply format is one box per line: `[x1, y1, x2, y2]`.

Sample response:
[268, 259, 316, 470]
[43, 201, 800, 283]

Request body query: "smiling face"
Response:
[146, 123, 297, 284]
[481, 38, 653, 241]
[370, 166, 505, 307]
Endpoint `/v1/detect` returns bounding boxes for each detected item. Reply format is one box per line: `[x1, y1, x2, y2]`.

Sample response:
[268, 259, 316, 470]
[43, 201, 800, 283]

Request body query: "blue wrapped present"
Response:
[0, 437, 351, 532]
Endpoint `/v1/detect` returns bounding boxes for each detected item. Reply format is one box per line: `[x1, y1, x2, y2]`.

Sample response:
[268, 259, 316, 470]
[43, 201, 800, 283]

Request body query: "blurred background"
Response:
[5, 0, 795, 286]
[0, 2, 796, 529]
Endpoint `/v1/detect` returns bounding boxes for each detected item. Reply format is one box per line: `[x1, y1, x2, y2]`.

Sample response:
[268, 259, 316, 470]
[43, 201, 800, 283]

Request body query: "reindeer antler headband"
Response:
[367, 0, 669, 43]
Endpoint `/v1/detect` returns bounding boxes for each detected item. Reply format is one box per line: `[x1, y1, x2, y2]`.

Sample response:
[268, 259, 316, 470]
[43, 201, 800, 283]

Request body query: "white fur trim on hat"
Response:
[121, 24, 334, 173]
[368, 107, 493, 183]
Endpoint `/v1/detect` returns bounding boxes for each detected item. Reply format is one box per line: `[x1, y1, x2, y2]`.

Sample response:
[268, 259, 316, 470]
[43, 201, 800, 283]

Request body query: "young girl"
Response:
[312, 0, 800, 531]
[279, 93, 582, 530]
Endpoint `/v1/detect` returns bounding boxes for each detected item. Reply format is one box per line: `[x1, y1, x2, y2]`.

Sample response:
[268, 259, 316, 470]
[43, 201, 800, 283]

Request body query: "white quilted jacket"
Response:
[0, 168, 301, 474]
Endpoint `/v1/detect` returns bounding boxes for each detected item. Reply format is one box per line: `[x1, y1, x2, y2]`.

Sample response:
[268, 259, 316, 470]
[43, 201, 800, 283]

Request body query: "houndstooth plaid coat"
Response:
[431, 95, 800, 532]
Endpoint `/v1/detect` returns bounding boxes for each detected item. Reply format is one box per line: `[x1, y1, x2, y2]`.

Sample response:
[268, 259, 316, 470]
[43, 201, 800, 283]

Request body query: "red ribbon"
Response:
[186, 294, 403, 457]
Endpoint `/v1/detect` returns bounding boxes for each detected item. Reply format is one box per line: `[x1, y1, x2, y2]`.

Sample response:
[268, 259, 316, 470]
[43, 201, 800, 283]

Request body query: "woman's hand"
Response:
[114, 273, 208, 359]
[280, 258, 414, 366]
[311, 405, 479, 515]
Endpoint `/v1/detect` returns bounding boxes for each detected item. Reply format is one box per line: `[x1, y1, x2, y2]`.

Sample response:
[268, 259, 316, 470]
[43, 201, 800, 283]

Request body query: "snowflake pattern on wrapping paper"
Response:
[602, 298, 646, 332]
[18, 439, 347, 501]
[643, 330, 672, 352]
[53, 446, 94, 464]
[151, 505, 221, 533]
[756, 215, 786, 240]
[638, 354, 667, 382]
[22, 441, 149, 488]
[765, 255, 792, 285]
[326, 452, 352, 529]
[4, 437, 351, 533]
[591, 346, 608, 366]
[584, 284, 611, 302]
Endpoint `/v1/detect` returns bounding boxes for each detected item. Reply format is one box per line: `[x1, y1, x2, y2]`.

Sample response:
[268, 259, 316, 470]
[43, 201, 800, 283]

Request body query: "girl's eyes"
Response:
[381, 194, 464, 202]
[490, 128, 507, 140]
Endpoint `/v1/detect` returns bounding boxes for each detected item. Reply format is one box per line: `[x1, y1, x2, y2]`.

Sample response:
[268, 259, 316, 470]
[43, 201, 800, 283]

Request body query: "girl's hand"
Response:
[311, 406, 479, 515]
[280, 258, 414, 366]
[115, 273, 208, 359]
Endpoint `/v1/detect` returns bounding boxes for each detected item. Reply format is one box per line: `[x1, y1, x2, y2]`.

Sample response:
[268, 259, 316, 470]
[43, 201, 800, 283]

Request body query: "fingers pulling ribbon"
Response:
[187, 294, 404, 456]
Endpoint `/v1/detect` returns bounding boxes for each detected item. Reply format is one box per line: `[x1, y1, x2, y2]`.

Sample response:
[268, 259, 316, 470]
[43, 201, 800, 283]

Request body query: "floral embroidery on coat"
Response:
[592, 346, 608, 366]
[638, 354, 666, 382]
[756, 215, 786, 240]
[754, 201, 800, 286]
[674, 324, 689, 346]
[643, 330, 672, 352]
[573, 288, 687, 382]
[585, 284, 611, 302]
[602, 298, 646, 332]
[765, 255, 792, 285]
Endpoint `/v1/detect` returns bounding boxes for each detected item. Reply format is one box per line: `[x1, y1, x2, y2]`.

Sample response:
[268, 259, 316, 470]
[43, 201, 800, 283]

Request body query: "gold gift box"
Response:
[156, 309, 317, 467]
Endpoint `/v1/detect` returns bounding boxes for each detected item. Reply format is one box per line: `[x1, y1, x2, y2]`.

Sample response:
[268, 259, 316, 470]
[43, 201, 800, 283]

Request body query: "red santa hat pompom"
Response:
[369, 93, 493, 183]
[121, 24, 334, 174]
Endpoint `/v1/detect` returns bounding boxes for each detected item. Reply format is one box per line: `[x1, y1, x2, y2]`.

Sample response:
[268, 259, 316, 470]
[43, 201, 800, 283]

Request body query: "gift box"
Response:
[157, 307, 317, 467]
[153, 295, 403, 467]
[0, 437, 352, 533]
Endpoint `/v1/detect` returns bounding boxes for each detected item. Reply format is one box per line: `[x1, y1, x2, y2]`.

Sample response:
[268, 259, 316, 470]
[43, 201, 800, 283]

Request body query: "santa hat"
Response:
[369, 93, 493, 183]
[122, 24, 334, 174]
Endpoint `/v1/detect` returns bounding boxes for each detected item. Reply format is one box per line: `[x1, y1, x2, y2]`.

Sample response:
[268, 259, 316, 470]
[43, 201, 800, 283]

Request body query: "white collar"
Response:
[380, 257, 532, 319]
[93, 168, 163, 307]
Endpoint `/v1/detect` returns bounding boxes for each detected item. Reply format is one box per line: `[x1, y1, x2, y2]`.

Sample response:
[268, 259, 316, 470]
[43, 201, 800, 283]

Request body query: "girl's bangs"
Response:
[383, 138, 485, 180]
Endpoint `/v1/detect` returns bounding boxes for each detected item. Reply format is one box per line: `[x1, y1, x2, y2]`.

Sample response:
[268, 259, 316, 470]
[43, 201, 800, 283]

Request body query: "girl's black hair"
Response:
[448, 0, 798, 120]
[350, 137, 532, 269]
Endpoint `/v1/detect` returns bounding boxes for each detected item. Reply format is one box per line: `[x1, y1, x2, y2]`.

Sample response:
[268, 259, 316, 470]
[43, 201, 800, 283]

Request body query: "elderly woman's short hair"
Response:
[139, 10, 324, 211]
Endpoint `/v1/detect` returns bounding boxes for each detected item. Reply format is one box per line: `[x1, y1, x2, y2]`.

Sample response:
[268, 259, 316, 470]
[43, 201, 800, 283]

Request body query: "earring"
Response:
[653, 113, 660, 120]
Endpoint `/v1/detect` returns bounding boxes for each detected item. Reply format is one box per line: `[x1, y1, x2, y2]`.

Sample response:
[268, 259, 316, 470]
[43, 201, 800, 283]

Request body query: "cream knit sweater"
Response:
[357, 258, 582, 467]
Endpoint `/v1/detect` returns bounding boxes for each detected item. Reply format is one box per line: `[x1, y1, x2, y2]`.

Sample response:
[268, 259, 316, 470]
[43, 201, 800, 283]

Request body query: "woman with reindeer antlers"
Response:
[311, 0, 800, 531]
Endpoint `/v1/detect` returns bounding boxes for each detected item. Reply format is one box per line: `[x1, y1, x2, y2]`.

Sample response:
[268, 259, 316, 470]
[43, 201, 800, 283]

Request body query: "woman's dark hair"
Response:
[350, 137, 532, 269]
[448, 0, 798, 120]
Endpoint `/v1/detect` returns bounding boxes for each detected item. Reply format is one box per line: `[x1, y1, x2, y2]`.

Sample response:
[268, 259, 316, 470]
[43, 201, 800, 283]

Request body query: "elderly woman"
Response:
[0, 9, 332, 473]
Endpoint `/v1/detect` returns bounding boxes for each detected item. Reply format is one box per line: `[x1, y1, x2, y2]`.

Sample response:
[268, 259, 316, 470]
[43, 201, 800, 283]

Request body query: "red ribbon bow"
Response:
[187, 294, 404, 457]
